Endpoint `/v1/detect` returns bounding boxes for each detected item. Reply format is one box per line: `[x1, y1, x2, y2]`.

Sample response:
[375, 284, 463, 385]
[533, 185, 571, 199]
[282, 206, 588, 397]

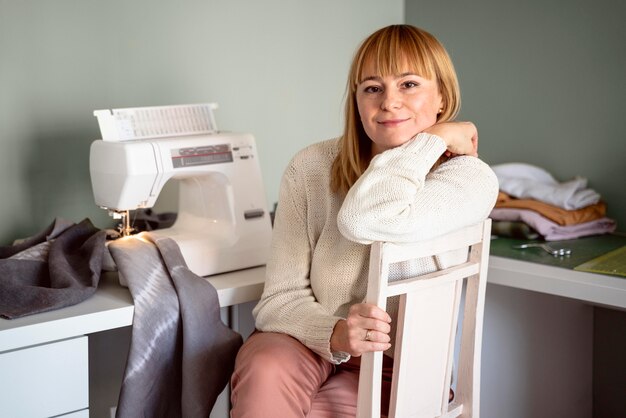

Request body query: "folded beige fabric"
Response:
[496, 192, 606, 226]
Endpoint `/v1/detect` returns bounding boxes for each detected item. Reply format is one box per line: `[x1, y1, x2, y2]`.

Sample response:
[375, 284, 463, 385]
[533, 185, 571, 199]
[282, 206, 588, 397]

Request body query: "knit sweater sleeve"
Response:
[253, 157, 348, 364]
[337, 133, 499, 244]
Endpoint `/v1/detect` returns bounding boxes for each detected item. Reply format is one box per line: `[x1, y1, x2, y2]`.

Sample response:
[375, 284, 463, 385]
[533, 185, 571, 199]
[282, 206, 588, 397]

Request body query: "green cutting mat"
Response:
[574, 245, 626, 277]
[490, 234, 626, 274]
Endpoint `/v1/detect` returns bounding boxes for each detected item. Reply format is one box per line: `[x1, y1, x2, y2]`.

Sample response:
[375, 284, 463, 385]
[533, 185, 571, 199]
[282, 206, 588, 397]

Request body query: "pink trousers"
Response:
[230, 331, 393, 418]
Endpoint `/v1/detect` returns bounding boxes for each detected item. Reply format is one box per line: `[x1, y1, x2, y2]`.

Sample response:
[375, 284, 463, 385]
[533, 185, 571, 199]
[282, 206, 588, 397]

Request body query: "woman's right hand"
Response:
[423, 121, 479, 158]
[330, 303, 392, 357]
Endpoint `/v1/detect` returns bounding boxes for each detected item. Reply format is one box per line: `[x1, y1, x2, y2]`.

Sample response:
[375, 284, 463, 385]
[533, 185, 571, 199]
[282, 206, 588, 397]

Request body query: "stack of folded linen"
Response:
[489, 163, 617, 241]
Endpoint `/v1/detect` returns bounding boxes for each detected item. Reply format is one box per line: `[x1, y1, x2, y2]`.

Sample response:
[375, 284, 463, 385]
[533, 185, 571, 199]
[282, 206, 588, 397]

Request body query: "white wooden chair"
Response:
[356, 219, 492, 418]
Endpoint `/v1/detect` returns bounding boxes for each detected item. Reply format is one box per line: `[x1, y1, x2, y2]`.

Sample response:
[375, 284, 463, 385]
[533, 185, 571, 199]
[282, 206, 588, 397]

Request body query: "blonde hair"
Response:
[331, 25, 461, 194]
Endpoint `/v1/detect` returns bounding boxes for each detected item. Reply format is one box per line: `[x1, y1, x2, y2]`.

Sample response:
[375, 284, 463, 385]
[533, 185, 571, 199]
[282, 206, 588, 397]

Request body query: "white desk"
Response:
[0, 267, 266, 353]
[5, 257, 622, 351]
[0, 267, 265, 418]
[2, 257, 624, 417]
[488, 255, 626, 310]
[483, 255, 625, 418]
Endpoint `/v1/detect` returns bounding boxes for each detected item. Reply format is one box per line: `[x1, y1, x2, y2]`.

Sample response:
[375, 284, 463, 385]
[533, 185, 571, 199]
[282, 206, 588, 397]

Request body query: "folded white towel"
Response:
[491, 163, 600, 210]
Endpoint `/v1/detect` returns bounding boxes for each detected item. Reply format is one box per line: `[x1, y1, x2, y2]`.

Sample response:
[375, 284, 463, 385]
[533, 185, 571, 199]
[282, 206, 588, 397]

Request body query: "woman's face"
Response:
[356, 59, 443, 156]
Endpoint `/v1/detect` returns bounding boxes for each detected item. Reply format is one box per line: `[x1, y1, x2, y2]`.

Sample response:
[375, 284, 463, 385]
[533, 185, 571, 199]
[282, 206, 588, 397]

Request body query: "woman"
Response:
[230, 25, 498, 417]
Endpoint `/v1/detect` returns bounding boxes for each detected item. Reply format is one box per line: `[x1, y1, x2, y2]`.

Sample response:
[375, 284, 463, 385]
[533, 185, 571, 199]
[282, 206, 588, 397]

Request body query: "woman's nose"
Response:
[381, 89, 401, 110]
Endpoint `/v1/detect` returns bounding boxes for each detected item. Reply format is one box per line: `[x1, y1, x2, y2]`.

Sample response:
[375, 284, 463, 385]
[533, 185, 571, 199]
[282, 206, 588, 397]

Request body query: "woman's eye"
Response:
[402, 81, 419, 89]
[363, 85, 382, 93]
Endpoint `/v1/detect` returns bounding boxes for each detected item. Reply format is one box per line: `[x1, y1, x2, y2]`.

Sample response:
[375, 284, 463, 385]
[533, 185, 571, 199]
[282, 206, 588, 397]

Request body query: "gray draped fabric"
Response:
[0, 218, 106, 319]
[108, 232, 243, 418]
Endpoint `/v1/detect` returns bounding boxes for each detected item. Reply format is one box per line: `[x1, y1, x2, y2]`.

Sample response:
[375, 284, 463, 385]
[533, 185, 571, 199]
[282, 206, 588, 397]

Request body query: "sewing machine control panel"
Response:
[169, 139, 257, 168]
[171, 144, 233, 168]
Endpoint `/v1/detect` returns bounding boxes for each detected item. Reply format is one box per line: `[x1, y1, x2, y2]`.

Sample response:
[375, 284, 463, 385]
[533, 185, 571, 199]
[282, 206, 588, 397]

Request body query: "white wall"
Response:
[0, 0, 404, 241]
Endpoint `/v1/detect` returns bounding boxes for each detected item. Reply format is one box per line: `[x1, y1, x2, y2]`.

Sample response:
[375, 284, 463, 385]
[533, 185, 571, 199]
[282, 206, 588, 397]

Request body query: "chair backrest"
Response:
[356, 219, 492, 418]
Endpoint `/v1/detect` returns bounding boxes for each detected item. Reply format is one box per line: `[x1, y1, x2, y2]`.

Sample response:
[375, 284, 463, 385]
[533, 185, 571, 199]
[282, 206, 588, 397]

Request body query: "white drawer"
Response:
[0, 336, 88, 418]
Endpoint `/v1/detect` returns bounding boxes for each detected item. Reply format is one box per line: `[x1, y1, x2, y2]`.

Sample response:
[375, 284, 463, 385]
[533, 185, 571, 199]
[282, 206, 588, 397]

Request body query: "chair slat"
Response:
[389, 283, 459, 418]
[385, 262, 479, 298]
[380, 222, 485, 263]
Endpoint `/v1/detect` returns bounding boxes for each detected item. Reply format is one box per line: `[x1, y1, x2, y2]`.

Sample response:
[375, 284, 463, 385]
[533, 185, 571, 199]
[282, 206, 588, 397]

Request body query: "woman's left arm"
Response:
[337, 133, 499, 244]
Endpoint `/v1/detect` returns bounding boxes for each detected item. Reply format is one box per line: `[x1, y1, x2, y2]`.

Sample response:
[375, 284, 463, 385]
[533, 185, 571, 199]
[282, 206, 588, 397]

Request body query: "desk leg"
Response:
[89, 327, 132, 418]
[211, 302, 257, 418]
[593, 307, 626, 417]
[481, 283, 593, 418]
[230, 301, 257, 340]
[211, 307, 233, 418]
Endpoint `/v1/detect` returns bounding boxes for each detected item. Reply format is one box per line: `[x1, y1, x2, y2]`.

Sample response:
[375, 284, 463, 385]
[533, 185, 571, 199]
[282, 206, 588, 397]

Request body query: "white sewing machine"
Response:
[89, 103, 272, 277]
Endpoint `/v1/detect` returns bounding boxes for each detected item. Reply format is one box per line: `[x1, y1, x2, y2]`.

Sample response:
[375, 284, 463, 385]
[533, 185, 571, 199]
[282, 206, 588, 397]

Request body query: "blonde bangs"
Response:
[351, 26, 437, 90]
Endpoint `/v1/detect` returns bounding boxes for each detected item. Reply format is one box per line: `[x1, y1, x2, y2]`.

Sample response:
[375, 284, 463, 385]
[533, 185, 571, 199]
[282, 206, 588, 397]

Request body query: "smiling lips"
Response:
[377, 118, 409, 127]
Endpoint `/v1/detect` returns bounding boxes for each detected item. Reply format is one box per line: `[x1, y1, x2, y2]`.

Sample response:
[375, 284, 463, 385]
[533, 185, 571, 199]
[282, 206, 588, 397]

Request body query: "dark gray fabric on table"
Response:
[0, 218, 106, 319]
[108, 232, 243, 418]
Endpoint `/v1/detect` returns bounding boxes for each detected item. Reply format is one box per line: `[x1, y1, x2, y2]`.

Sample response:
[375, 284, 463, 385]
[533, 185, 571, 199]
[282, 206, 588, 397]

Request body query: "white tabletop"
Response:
[488, 255, 626, 310]
[4, 256, 624, 353]
[0, 266, 265, 352]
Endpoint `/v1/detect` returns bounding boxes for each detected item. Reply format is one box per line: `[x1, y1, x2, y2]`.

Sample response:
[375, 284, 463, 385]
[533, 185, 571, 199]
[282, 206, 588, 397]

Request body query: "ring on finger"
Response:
[365, 329, 373, 341]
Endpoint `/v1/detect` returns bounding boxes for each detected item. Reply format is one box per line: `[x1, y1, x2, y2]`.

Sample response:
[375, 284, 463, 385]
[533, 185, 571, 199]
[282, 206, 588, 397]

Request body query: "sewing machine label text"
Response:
[171, 144, 233, 168]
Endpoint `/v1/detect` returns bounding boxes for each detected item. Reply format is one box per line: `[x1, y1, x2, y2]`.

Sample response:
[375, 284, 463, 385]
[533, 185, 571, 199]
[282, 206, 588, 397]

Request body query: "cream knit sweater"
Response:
[253, 133, 499, 363]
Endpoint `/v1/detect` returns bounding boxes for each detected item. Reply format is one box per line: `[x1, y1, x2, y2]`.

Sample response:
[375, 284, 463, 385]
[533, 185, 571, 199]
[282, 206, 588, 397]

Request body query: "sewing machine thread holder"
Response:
[94, 103, 219, 142]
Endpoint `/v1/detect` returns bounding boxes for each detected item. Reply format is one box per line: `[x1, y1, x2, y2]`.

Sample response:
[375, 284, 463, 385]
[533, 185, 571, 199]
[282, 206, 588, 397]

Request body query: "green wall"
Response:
[4, 0, 621, 243]
[406, 2, 626, 416]
[0, 0, 403, 243]
[407, 0, 626, 231]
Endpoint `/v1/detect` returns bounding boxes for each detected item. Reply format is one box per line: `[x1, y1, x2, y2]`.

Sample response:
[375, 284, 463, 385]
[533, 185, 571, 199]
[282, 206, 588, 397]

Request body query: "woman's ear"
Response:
[435, 88, 445, 114]
[436, 92, 445, 119]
